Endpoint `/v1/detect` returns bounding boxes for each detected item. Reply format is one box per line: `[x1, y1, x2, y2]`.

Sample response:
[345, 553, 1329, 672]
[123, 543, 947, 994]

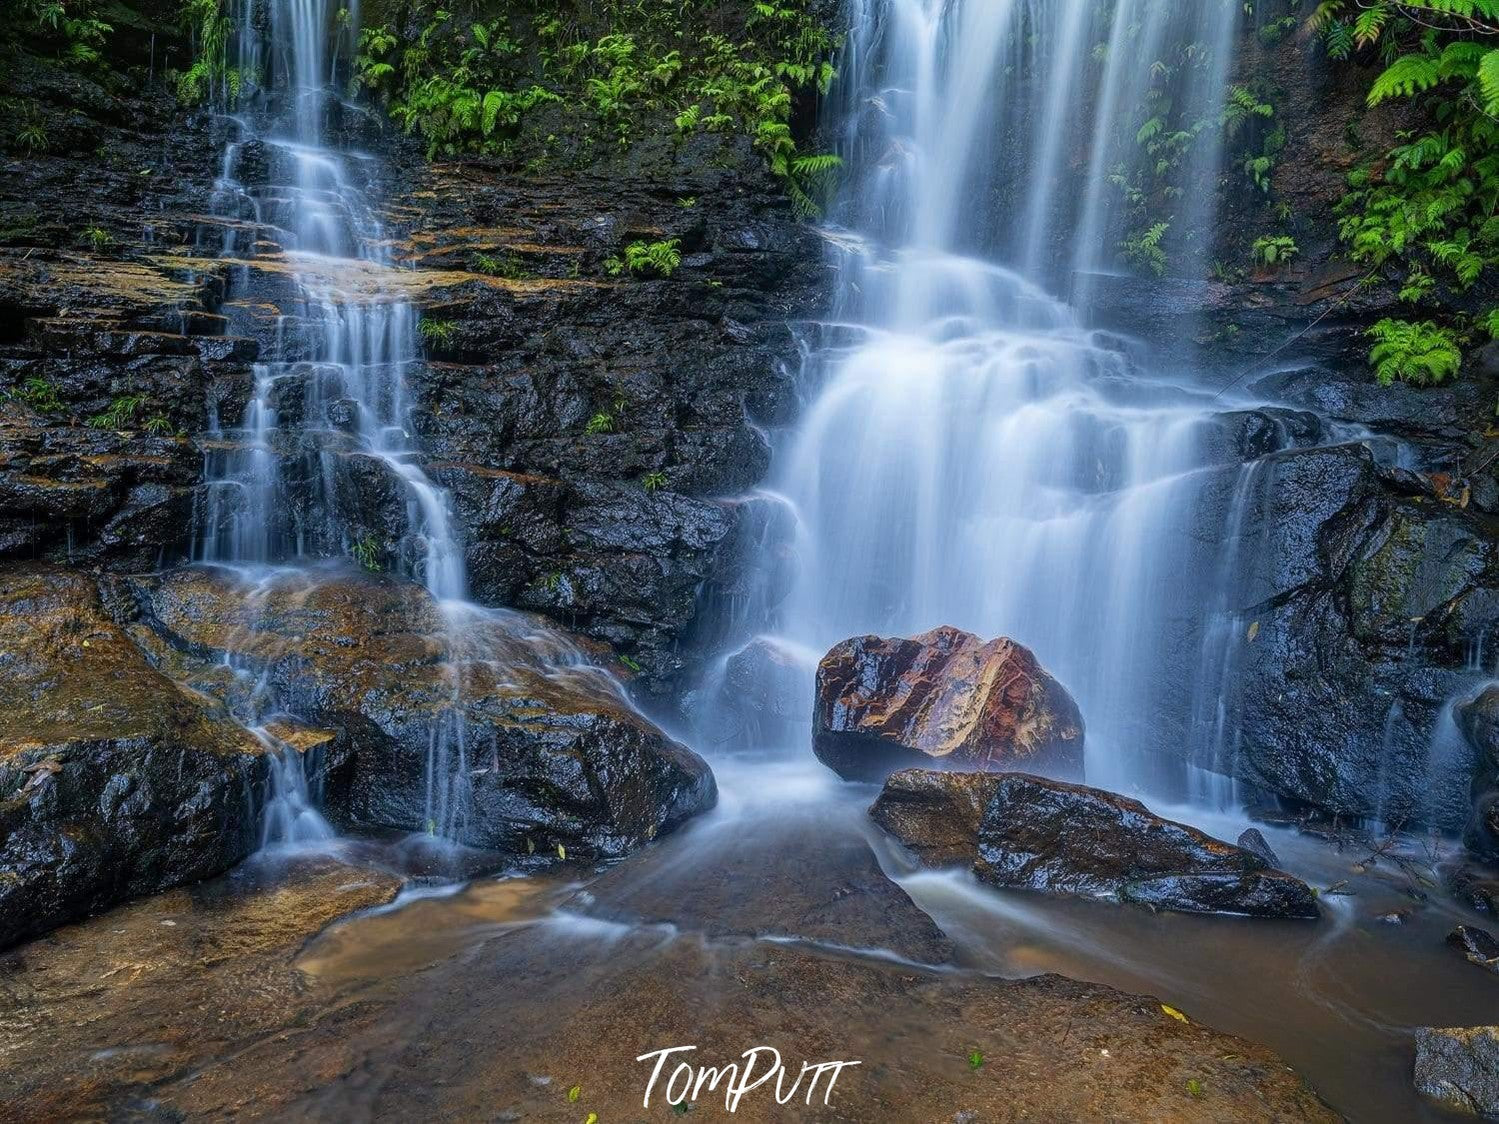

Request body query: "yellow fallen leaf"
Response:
[567, 1085, 581, 1103]
[585, 1115, 598, 1124]
[1161, 1004, 1189, 1023]
[1245, 621, 1259, 643]
[557, 843, 567, 860]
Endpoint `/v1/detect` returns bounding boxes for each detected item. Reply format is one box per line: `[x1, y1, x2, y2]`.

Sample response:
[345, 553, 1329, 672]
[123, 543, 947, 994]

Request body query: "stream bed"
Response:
[1, 753, 1491, 1122]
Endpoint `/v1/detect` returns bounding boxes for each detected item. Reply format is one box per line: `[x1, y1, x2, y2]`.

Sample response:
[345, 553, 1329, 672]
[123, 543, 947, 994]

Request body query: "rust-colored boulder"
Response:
[813, 626, 1083, 781]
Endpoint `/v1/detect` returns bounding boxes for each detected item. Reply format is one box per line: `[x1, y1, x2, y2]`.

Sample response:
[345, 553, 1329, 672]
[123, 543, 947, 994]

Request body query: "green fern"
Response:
[1367, 318, 1462, 384]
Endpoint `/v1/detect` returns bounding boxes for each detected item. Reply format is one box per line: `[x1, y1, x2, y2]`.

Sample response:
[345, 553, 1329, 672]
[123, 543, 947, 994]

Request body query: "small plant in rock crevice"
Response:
[604, 237, 681, 277]
[1252, 234, 1299, 268]
[471, 250, 534, 279]
[86, 394, 148, 430]
[419, 318, 458, 348]
[79, 225, 113, 252]
[351, 533, 383, 572]
[7, 376, 65, 415]
[585, 410, 614, 435]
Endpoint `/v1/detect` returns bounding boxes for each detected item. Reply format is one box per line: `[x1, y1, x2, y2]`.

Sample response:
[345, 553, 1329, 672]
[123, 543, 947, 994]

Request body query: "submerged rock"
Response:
[128, 565, 715, 859]
[813, 626, 1084, 782]
[0, 565, 272, 949]
[869, 769, 1319, 919]
[1448, 926, 1499, 974]
[1415, 1026, 1499, 1117]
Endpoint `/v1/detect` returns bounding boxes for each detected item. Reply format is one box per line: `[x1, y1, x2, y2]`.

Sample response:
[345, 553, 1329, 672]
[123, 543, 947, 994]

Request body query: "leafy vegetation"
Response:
[1252, 234, 1299, 267]
[6, 376, 65, 414]
[604, 237, 681, 277]
[471, 250, 534, 279]
[351, 0, 841, 206]
[640, 469, 667, 492]
[419, 317, 458, 348]
[585, 410, 614, 434]
[1310, 0, 1499, 381]
[351, 533, 384, 572]
[86, 394, 148, 430]
[2, 0, 115, 70]
[1367, 317, 1464, 384]
[1107, 31, 1285, 280]
[1120, 221, 1170, 278]
[173, 0, 242, 106]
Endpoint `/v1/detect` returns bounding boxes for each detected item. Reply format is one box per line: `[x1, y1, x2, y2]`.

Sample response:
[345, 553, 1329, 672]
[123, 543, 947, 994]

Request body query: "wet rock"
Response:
[1462, 687, 1499, 773]
[1447, 864, 1499, 916]
[1237, 827, 1281, 867]
[699, 636, 813, 748]
[1232, 443, 1499, 831]
[1448, 926, 1499, 974]
[129, 565, 716, 859]
[2, 886, 1338, 1123]
[1461, 687, 1499, 862]
[870, 770, 1319, 919]
[0, 565, 273, 949]
[813, 626, 1084, 782]
[1415, 1026, 1499, 1118]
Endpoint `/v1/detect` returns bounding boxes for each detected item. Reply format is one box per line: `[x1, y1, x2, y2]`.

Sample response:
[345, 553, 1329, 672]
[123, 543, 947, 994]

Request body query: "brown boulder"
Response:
[0, 565, 275, 949]
[870, 769, 1320, 919]
[813, 625, 1083, 781]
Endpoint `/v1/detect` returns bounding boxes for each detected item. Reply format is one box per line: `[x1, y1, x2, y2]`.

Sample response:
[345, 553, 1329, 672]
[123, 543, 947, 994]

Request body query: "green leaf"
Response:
[1479, 50, 1499, 116]
[1368, 54, 1443, 106]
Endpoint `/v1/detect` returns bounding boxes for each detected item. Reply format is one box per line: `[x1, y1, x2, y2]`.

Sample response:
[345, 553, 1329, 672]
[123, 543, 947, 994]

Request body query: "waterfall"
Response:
[193, 0, 475, 846]
[195, 0, 466, 602]
[707, 0, 1274, 801]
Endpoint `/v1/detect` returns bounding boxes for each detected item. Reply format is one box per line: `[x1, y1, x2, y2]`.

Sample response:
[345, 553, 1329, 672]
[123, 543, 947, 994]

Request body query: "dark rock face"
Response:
[1415, 1026, 1499, 1117]
[128, 565, 715, 858]
[1237, 827, 1281, 867]
[814, 626, 1084, 782]
[870, 769, 1319, 919]
[1462, 687, 1499, 861]
[1223, 443, 1499, 831]
[0, 566, 272, 949]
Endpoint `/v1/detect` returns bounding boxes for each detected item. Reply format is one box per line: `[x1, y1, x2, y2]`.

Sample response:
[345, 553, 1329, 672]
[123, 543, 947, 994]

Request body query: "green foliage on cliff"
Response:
[1108, 32, 1284, 280]
[2, 0, 115, 70]
[353, 0, 841, 207]
[174, 0, 242, 105]
[1310, 0, 1499, 382]
[1367, 316, 1464, 384]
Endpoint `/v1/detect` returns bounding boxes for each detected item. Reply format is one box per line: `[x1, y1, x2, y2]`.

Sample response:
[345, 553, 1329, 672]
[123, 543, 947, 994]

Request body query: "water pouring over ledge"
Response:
[188, 0, 648, 849]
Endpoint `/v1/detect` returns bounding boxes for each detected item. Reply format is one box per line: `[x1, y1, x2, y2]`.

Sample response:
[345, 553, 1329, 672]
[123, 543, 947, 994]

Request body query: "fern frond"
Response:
[1369, 54, 1444, 105]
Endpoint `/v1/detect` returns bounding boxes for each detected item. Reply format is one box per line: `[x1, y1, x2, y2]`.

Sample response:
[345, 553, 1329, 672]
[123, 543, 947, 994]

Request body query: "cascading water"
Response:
[702, 0, 1304, 802]
[196, 0, 465, 600]
[188, 0, 488, 845]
